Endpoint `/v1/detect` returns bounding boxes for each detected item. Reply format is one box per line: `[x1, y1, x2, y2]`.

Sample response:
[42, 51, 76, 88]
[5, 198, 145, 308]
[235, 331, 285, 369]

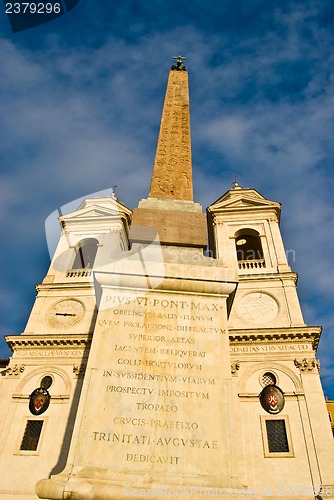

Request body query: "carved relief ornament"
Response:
[231, 361, 240, 376]
[294, 358, 320, 372]
[73, 363, 86, 378]
[1, 364, 26, 378]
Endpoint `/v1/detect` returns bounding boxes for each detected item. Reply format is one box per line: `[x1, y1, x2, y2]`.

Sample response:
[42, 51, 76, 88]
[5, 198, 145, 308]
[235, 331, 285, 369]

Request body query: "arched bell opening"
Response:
[71, 238, 99, 270]
[234, 229, 265, 270]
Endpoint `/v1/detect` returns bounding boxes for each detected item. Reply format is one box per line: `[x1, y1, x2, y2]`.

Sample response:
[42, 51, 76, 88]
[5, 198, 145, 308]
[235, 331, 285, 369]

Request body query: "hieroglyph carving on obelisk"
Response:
[149, 67, 193, 201]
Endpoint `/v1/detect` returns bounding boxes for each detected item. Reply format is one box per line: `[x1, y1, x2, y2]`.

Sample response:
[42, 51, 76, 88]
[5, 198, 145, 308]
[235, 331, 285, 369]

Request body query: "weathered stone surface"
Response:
[133, 68, 207, 249]
[131, 207, 207, 248]
[149, 70, 193, 201]
[35, 261, 240, 499]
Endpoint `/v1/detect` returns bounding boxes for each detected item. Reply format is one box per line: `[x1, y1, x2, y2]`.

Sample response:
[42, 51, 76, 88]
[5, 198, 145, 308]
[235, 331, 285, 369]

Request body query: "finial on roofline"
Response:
[111, 185, 119, 200]
[232, 175, 242, 189]
[171, 55, 187, 71]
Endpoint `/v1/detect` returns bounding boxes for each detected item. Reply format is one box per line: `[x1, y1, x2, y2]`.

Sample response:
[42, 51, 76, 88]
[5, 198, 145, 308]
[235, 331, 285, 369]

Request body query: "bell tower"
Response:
[207, 182, 304, 328]
[0, 191, 132, 497]
[208, 182, 334, 496]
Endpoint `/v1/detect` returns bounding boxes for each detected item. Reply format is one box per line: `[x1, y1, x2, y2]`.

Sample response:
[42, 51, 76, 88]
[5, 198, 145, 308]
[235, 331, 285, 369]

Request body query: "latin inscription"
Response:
[92, 432, 217, 448]
[104, 295, 224, 312]
[230, 343, 312, 353]
[102, 371, 215, 384]
[77, 292, 228, 472]
[15, 349, 85, 357]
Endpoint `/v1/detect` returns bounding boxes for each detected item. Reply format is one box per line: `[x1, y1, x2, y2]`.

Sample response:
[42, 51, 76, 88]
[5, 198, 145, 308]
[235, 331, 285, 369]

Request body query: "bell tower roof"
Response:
[208, 185, 281, 219]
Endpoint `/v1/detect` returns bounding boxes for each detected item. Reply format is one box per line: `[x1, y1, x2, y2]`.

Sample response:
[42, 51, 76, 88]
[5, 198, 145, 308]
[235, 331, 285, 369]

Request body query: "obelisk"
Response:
[131, 56, 207, 248]
[149, 56, 193, 200]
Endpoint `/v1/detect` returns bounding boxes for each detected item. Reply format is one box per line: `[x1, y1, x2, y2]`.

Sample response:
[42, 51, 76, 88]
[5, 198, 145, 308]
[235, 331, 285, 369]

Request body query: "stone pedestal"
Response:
[36, 251, 251, 499]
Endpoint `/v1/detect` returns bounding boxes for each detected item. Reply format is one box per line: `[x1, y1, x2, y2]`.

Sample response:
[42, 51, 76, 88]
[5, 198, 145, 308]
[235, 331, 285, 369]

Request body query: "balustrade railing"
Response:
[66, 270, 92, 278]
[238, 259, 266, 270]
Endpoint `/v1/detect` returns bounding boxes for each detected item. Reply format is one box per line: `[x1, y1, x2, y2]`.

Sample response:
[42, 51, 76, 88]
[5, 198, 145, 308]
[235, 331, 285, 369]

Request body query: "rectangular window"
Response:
[261, 415, 294, 458]
[266, 419, 289, 452]
[20, 420, 44, 451]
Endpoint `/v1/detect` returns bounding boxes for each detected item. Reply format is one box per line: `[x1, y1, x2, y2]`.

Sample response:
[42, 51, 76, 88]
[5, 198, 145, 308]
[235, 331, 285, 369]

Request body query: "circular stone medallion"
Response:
[237, 292, 278, 324]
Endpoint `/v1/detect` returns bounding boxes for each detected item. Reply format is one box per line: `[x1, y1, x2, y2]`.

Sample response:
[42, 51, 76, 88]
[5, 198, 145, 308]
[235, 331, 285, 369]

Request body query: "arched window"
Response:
[235, 229, 265, 269]
[72, 238, 98, 270]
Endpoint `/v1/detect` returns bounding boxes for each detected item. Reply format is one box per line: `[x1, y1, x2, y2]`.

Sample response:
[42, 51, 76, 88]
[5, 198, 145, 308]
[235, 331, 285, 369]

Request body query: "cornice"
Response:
[35, 282, 94, 292]
[12, 394, 70, 401]
[229, 326, 321, 349]
[237, 272, 298, 282]
[4, 327, 321, 352]
[239, 392, 305, 399]
[5, 334, 92, 351]
[207, 200, 281, 225]
[211, 206, 281, 219]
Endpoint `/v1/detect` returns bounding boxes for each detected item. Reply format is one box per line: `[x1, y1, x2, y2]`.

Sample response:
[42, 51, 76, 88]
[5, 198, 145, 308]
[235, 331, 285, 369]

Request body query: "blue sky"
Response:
[1, 0, 334, 397]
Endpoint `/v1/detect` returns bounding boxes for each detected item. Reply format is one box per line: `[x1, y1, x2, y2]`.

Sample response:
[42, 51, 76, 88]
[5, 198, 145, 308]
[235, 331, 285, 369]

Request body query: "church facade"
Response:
[0, 59, 333, 500]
